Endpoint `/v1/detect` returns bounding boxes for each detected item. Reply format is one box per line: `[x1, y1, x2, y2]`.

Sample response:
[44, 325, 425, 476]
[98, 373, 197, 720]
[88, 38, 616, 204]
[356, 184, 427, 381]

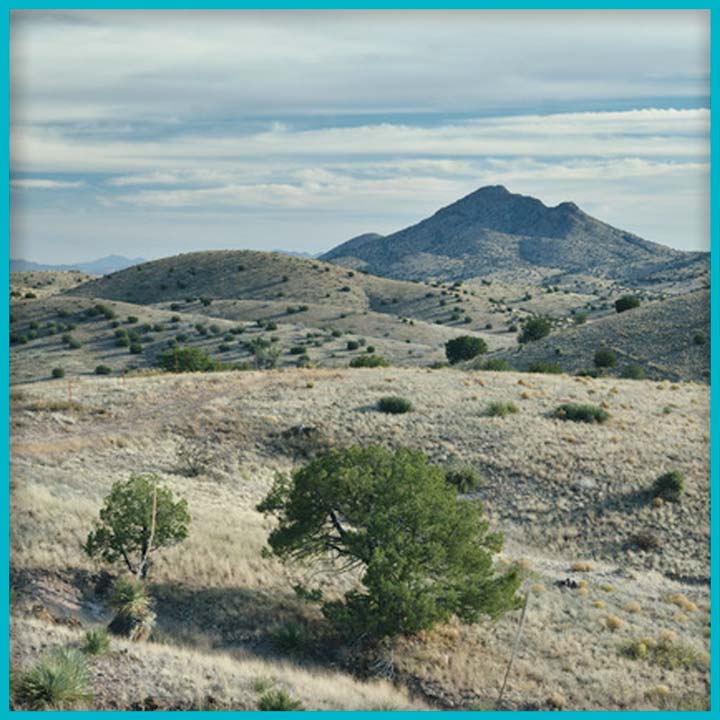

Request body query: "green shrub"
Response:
[94, 365, 112, 375]
[115, 336, 130, 347]
[445, 335, 488, 364]
[472, 357, 510, 371]
[574, 312, 588, 325]
[576, 368, 600, 378]
[615, 295, 640, 313]
[265, 321, 278, 331]
[258, 689, 303, 711]
[444, 464, 484, 493]
[652, 471, 684, 502]
[518, 316, 552, 343]
[365, 345, 376, 354]
[67, 337, 82, 349]
[51, 367, 65, 379]
[129, 343, 143, 355]
[621, 364, 645, 380]
[155, 347, 219, 373]
[487, 401, 518, 418]
[594, 349, 617, 368]
[693, 332, 707, 346]
[350, 355, 389, 368]
[346, 340, 360, 351]
[527, 361, 562, 374]
[84, 474, 190, 578]
[377, 396, 413, 414]
[257, 445, 521, 640]
[126, 316, 139, 324]
[554, 403, 609, 424]
[82, 628, 110, 656]
[15, 648, 93, 710]
[218, 343, 231, 353]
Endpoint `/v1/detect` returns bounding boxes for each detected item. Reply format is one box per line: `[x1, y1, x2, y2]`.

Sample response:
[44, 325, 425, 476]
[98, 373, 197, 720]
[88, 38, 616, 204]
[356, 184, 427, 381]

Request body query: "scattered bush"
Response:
[155, 347, 219, 373]
[477, 357, 511, 371]
[621, 364, 645, 380]
[518, 316, 552, 343]
[346, 340, 360, 351]
[652, 471, 684, 502]
[115, 336, 130, 347]
[14, 648, 92, 710]
[693, 332, 707, 346]
[129, 342, 143, 354]
[257, 445, 521, 640]
[527, 361, 562, 374]
[615, 295, 640, 313]
[444, 464, 484, 493]
[445, 335, 488, 364]
[51, 367, 65, 379]
[84, 474, 190, 578]
[270, 620, 313, 656]
[82, 628, 110, 656]
[67, 337, 82, 349]
[350, 355, 389, 368]
[126, 316, 139, 324]
[94, 365, 112, 375]
[574, 312, 588, 325]
[257, 689, 303, 711]
[377, 396, 413, 414]
[554, 403, 609, 424]
[487, 401, 518, 417]
[593, 349, 617, 368]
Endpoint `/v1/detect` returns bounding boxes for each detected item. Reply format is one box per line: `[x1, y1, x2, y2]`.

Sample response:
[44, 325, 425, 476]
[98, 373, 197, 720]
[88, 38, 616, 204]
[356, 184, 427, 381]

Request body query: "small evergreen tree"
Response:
[445, 335, 488, 364]
[518, 316, 552, 344]
[84, 474, 190, 578]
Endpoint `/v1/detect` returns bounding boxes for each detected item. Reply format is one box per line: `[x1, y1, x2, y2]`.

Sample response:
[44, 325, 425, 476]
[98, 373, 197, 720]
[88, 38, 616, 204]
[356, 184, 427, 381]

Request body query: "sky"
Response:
[10, 10, 710, 264]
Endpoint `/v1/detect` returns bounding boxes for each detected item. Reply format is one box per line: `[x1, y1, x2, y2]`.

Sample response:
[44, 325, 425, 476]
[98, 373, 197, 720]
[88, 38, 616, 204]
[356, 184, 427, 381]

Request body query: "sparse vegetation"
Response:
[258, 689, 304, 711]
[621, 364, 645, 379]
[518, 316, 552, 343]
[527, 361, 562, 374]
[51, 367, 65, 379]
[444, 464, 484, 493]
[82, 628, 111, 656]
[487, 401, 519, 417]
[377, 396, 413, 414]
[350, 355, 389, 368]
[652, 471, 684, 502]
[554, 403, 609, 424]
[615, 295, 640, 313]
[155, 347, 219, 373]
[14, 648, 93, 710]
[594, 349, 617, 368]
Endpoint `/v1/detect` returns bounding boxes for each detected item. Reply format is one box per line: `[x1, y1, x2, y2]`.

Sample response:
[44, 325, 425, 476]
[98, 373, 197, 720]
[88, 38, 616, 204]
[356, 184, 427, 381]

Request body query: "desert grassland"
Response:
[10, 367, 710, 710]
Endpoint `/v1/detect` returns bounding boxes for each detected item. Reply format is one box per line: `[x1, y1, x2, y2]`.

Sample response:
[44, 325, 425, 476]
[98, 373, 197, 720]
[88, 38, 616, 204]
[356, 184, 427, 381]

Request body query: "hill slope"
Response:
[497, 290, 710, 383]
[321, 185, 708, 284]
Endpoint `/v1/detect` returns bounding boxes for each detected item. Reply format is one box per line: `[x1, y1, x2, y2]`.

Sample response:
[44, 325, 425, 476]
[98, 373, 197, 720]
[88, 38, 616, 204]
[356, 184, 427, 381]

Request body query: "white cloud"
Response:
[10, 178, 84, 189]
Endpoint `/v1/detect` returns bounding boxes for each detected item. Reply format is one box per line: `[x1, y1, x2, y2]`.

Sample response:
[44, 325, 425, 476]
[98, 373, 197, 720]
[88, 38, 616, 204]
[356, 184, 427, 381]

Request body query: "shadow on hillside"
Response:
[149, 580, 336, 664]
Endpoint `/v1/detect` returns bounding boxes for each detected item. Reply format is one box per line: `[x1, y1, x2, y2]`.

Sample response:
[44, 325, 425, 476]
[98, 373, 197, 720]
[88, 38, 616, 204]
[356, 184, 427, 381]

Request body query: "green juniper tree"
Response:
[257, 445, 521, 640]
[84, 474, 190, 579]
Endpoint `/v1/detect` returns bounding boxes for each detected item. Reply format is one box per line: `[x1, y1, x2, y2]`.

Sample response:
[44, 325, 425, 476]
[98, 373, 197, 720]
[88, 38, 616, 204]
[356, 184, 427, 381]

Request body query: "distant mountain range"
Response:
[322, 185, 708, 284]
[10, 255, 146, 275]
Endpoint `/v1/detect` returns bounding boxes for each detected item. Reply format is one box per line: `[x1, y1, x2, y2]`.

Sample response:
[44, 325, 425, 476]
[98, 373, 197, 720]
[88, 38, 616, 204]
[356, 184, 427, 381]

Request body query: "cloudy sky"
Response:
[10, 10, 710, 264]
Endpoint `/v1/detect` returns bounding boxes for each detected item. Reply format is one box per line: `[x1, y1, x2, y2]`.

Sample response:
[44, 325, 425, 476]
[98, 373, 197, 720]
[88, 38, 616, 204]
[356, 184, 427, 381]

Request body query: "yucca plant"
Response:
[82, 628, 111, 656]
[257, 689, 304, 711]
[15, 647, 93, 710]
[107, 578, 155, 641]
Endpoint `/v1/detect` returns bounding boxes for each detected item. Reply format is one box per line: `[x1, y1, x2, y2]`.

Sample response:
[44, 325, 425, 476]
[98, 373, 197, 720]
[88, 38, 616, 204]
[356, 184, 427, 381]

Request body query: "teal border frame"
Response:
[2, 3, 716, 716]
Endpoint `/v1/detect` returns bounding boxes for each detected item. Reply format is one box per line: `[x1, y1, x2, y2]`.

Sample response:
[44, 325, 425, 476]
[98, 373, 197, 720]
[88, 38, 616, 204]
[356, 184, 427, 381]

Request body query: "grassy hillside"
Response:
[10, 368, 709, 710]
[497, 290, 710, 383]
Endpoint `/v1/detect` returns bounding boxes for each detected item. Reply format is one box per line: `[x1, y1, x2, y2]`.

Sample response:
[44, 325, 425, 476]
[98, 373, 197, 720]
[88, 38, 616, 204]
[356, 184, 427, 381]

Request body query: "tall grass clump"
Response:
[14, 648, 93, 710]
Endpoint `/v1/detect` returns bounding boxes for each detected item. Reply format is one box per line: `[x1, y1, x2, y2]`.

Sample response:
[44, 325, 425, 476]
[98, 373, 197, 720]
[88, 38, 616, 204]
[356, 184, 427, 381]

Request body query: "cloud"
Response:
[10, 177, 84, 189]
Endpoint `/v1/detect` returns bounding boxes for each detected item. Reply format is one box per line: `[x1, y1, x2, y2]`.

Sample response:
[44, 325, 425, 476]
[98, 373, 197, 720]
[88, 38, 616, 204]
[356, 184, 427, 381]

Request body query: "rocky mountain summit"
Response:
[322, 185, 708, 284]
